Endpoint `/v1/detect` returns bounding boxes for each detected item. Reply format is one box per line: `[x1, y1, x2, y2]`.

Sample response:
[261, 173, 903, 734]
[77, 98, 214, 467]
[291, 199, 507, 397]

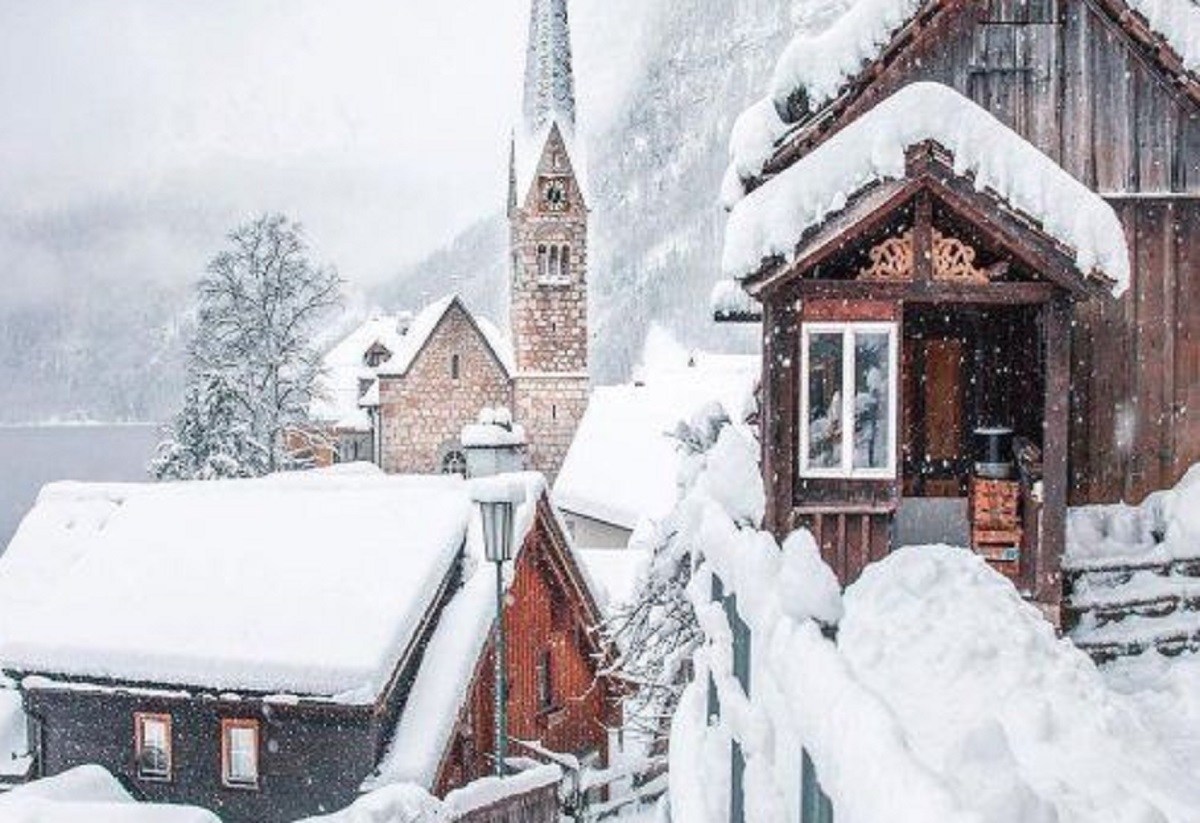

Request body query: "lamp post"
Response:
[474, 480, 526, 778]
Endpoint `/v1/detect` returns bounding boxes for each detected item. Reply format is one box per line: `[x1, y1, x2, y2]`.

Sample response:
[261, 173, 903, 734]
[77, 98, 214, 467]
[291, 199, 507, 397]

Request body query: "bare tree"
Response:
[153, 214, 341, 479]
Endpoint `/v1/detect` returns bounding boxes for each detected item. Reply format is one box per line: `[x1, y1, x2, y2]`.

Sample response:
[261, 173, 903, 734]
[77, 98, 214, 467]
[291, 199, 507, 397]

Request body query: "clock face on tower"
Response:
[541, 178, 569, 212]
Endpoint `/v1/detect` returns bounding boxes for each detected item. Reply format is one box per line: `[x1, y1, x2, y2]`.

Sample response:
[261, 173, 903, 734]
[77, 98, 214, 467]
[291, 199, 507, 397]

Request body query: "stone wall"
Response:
[378, 303, 513, 474]
[513, 374, 588, 483]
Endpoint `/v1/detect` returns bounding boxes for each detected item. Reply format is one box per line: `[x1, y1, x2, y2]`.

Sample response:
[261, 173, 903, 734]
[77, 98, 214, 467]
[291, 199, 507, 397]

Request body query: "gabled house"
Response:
[718, 0, 1199, 620]
[0, 469, 618, 823]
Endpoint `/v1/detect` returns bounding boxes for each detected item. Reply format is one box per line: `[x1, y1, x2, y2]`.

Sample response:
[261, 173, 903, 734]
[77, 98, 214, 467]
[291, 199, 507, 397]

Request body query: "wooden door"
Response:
[904, 338, 967, 496]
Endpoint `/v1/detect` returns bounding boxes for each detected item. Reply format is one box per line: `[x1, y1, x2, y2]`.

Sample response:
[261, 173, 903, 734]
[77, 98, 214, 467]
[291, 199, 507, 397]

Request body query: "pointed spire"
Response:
[507, 133, 518, 217]
[522, 0, 576, 136]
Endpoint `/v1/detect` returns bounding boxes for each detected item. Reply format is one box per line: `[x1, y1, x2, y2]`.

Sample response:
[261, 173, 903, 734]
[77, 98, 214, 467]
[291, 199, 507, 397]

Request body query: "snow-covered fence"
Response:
[447, 766, 562, 823]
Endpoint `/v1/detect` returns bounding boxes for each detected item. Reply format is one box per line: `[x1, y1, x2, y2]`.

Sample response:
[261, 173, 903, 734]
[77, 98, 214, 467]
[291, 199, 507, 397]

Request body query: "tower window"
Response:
[559, 245, 570, 280]
[537, 245, 549, 280]
[549, 245, 560, 280]
[451, 353, 461, 381]
[552, 404, 558, 421]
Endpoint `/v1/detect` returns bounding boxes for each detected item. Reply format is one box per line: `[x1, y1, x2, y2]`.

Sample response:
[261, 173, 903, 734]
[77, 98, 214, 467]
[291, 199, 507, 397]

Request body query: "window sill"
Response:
[137, 773, 173, 784]
[222, 779, 260, 792]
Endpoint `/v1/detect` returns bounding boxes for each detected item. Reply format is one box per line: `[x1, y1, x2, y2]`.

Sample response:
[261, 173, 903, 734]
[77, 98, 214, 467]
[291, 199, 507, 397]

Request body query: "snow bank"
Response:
[0, 765, 219, 822]
[841, 545, 1200, 821]
[723, 82, 1130, 295]
[0, 685, 30, 779]
[0, 470, 471, 700]
[554, 329, 758, 531]
[1067, 464, 1200, 568]
[671, 412, 1200, 821]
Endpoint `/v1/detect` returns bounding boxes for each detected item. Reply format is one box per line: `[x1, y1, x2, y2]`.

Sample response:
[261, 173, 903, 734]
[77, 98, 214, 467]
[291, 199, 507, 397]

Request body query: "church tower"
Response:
[509, 0, 589, 482]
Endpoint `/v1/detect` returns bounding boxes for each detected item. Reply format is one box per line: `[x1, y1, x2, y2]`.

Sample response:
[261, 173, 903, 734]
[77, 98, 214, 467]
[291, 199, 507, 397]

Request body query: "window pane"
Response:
[806, 333, 844, 469]
[853, 332, 891, 470]
[227, 725, 258, 783]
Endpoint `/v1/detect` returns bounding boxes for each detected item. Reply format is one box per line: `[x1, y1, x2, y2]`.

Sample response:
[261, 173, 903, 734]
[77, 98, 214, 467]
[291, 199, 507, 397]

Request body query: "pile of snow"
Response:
[0, 468, 471, 700]
[554, 327, 758, 532]
[723, 82, 1130, 295]
[0, 766, 219, 822]
[461, 407, 526, 448]
[1067, 465, 1200, 568]
[670, 411, 1200, 821]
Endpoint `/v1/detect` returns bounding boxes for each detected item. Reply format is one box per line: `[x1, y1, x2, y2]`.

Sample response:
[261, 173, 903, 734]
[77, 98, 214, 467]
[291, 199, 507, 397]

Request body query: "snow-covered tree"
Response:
[153, 214, 341, 480]
[603, 405, 731, 748]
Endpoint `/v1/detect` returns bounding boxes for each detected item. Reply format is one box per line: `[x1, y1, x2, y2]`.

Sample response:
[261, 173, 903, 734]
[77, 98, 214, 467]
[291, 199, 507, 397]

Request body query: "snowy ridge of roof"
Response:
[375, 295, 514, 380]
[554, 344, 759, 530]
[0, 468, 472, 700]
[723, 82, 1131, 295]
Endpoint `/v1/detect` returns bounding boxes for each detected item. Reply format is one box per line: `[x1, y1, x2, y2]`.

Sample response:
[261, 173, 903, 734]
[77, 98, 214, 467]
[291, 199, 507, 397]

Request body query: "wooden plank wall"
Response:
[821, 0, 1200, 503]
[1071, 199, 1200, 504]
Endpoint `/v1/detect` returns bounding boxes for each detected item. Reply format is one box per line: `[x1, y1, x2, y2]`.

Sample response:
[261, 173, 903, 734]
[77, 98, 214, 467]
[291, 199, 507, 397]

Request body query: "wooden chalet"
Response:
[0, 470, 618, 823]
[721, 0, 1199, 618]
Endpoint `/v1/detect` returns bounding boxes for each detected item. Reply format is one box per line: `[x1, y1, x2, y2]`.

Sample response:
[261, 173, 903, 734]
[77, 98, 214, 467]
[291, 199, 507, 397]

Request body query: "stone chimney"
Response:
[461, 407, 527, 478]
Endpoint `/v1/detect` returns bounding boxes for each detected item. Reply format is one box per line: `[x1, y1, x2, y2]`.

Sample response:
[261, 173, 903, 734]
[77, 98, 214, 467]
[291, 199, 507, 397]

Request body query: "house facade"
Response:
[719, 0, 1198, 618]
[0, 471, 618, 823]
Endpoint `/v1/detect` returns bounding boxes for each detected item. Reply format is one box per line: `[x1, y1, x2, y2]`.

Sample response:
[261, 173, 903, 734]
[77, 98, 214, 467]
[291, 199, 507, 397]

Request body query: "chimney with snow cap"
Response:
[462, 407, 527, 478]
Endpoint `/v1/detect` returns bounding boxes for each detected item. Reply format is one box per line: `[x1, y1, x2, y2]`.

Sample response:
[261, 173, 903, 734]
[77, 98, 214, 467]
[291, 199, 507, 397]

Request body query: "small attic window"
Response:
[552, 150, 565, 170]
[451, 353, 461, 381]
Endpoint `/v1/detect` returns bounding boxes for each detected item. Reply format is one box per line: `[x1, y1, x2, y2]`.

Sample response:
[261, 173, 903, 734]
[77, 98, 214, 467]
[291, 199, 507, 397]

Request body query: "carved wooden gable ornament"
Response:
[859, 229, 991, 284]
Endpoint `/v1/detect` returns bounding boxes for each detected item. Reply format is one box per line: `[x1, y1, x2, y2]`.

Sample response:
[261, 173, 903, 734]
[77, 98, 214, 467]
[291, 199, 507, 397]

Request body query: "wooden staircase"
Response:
[1065, 556, 1200, 663]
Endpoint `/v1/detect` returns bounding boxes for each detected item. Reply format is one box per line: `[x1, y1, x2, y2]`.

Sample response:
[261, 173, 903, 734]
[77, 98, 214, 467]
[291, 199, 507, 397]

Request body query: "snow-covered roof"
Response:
[726, 0, 1200, 188]
[365, 474, 602, 789]
[723, 82, 1131, 296]
[311, 314, 409, 431]
[0, 467, 476, 701]
[375, 295, 515, 380]
[576, 547, 647, 613]
[554, 342, 759, 531]
[0, 765, 219, 822]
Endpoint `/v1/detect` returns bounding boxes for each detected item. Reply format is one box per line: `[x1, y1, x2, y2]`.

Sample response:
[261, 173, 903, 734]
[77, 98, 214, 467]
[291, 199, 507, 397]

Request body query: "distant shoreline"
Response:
[0, 421, 161, 430]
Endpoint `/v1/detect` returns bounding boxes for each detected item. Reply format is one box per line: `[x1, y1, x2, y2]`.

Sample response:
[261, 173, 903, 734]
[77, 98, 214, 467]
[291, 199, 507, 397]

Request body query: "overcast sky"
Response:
[0, 0, 640, 306]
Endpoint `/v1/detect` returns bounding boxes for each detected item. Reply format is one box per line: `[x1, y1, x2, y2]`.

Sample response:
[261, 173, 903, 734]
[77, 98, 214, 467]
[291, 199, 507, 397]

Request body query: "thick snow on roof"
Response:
[576, 547, 647, 613]
[375, 296, 514, 380]
[0, 765, 219, 822]
[727, 0, 1200, 186]
[554, 333, 758, 531]
[366, 474, 600, 790]
[0, 467, 472, 700]
[724, 82, 1131, 295]
[311, 314, 408, 431]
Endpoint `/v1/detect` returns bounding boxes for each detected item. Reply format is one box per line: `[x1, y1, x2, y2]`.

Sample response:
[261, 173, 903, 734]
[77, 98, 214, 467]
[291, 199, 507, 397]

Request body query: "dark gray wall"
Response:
[25, 688, 379, 823]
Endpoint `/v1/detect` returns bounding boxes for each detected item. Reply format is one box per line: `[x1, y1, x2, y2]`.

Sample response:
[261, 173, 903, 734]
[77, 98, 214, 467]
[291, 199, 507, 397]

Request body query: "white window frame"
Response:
[799, 321, 899, 480]
[135, 713, 173, 782]
[221, 719, 260, 789]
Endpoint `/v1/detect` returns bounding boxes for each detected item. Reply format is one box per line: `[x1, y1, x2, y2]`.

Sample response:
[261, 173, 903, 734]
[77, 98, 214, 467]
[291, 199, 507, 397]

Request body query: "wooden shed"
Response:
[721, 0, 1199, 617]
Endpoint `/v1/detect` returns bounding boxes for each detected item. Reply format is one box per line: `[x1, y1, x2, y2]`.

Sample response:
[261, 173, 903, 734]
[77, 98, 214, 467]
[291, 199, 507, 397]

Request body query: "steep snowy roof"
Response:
[366, 474, 604, 789]
[0, 467, 474, 701]
[311, 313, 409, 431]
[727, 0, 1200, 186]
[723, 82, 1131, 295]
[375, 295, 515, 380]
[554, 347, 759, 531]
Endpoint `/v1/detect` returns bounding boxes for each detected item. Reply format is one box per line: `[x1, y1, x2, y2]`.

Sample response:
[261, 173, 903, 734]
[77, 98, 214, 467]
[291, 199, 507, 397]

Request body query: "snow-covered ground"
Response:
[0, 766, 218, 822]
[667, 403, 1200, 822]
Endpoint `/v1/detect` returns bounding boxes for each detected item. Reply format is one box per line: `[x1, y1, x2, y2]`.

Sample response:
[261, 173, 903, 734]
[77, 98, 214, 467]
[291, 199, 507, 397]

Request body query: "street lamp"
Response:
[473, 479, 526, 778]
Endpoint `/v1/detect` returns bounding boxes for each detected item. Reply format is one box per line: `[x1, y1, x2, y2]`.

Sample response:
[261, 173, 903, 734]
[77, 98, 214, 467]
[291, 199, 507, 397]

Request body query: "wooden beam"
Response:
[762, 298, 798, 537]
[1038, 297, 1071, 612]
[786, 279, 1057, 305]
[913, 190, 934, 282]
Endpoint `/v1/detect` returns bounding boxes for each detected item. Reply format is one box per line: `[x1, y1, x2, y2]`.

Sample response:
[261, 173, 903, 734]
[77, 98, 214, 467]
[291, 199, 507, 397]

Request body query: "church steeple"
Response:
[522, 0, 576, 137]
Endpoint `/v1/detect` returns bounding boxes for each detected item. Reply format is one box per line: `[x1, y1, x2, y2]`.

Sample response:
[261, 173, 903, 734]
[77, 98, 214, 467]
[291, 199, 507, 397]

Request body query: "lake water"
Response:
[0, 424, 161, 552]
